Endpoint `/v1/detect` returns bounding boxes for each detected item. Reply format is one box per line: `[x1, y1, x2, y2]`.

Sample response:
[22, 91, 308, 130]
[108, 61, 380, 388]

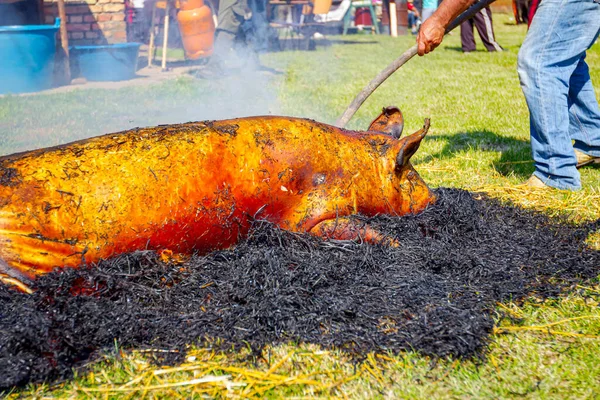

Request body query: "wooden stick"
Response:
[148, 4, 158, 67]
[57, 0, 70, 83]
[389, 0, 397, 38]
[335, 0, 498, 128]
[161, 0, 171, 71]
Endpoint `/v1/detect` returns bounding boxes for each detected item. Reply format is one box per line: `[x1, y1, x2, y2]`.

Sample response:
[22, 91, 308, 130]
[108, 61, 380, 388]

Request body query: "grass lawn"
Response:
[2, 13, 600, 398]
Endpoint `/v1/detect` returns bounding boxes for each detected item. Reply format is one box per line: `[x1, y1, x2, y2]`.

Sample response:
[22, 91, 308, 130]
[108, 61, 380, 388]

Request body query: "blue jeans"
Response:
[408, 12, 418, 29]
[517, 0, 600, 190]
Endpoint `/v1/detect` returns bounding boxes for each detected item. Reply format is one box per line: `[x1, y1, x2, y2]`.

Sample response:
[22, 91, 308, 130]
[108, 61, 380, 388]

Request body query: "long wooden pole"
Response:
[335, 0, 497, 128]
[161, 0, 171, 71]
[57, 0, 71, 83]
[389, 0, 397, 38]
[148, 4, 158, 67]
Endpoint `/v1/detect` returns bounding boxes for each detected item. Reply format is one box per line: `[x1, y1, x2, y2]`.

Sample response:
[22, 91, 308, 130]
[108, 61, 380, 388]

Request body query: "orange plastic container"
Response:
[177, 0, 215, 60]
[313, 0, 333, 14]
[179, 0, 204, 10]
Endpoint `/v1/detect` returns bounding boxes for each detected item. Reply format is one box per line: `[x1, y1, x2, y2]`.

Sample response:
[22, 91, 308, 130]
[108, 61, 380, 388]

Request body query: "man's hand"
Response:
[417, 17, 446, 56]
[415, 0, 475, 56]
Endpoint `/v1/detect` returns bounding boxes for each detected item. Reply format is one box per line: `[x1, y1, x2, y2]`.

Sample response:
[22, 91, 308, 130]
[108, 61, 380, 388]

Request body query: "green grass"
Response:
[3, 14, 600, 399]
[148, 46, 187, 61]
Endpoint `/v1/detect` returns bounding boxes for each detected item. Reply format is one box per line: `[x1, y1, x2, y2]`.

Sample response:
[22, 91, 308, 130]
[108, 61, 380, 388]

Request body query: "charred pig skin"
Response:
[0, 109, 435, 287]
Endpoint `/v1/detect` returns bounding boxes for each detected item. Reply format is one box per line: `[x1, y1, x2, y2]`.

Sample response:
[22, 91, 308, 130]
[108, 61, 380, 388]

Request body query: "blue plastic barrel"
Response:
[0, 18, 60, 94]
[70, 43, 141, 82]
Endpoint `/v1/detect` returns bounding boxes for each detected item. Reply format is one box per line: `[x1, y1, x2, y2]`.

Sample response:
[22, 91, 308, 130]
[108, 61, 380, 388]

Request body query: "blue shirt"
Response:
[422, 0, 438, 9]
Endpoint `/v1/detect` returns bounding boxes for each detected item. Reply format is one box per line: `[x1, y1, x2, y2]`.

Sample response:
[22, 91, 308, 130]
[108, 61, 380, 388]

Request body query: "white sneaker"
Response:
[574, 149, 600, 168]
[522, 174, 551, 189]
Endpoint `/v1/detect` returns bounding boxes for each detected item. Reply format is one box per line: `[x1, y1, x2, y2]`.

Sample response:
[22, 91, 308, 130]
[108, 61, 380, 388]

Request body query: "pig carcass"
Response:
[0, 107, 435, 291]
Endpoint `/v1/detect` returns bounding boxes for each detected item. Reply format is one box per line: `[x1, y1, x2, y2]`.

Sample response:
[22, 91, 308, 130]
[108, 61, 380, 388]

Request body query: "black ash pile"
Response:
[1, 188, 599, 390]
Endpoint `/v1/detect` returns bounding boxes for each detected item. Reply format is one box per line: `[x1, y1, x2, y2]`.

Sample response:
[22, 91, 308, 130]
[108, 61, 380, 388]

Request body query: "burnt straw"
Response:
[1, 188, 599, 390]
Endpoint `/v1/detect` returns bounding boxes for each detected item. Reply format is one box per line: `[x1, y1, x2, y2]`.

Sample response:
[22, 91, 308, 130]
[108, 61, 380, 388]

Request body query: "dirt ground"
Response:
[11, 45, 199, 96]
[30, 68, 197, 96]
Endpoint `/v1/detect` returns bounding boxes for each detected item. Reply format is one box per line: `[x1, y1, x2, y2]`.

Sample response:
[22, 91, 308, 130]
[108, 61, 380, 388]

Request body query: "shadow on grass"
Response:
[443, 46, 467, 53]
[442, 46, 500, 53]
[325, 39, 379, 45]
[423, 130, 534, 178]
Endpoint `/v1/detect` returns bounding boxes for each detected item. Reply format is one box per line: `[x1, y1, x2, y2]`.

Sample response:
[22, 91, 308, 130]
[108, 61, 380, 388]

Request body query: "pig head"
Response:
[272, 106, 435, 243]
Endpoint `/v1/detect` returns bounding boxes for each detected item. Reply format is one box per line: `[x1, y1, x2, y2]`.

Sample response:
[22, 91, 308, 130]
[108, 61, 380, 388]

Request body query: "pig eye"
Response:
[312, 173, 326, 186]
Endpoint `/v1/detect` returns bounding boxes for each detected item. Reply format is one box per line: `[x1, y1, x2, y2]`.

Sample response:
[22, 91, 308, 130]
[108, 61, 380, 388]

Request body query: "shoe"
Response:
[194, 61, 229, 79]
[195, 30, 236, 79]
[574, 149, 600, 168]
[523, 174, 551, 189]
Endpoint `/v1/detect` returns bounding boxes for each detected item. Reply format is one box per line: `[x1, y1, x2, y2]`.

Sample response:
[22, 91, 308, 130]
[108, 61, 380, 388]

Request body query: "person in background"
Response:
[459, 6, 502, 52]
[125, 0, 147, 42]
[407, 0, 421, 35]
[244, 0, 270, 53]
[198, 0, 255, 77]
[417, 0, 600, 190]
[512, 0, 529, 25]
[421, 0, 438, 22]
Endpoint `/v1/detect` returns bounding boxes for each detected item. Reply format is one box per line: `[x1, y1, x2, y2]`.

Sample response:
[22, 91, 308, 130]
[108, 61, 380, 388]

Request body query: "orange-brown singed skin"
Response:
[0, 115, 435, 282]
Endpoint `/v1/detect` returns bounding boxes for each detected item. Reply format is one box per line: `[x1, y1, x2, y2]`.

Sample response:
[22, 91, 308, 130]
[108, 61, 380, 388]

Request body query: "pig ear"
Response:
[396, 119, 430, 168]
[368, 106, 404, 139]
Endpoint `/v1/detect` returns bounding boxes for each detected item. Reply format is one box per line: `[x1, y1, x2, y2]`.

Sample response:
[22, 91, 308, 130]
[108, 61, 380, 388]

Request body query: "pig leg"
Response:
[0, 258, 33, 293]
[0, 273, 33, 293]
[309, 217, 399, 247]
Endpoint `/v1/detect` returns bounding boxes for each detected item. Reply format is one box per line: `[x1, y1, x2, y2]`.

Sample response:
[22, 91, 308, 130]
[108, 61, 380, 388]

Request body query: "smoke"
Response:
[132, 0, 283, 123]
[0, 66, 282, 155]
[0, 27, 284, 155]
[0, 1, 350, 156]
[151, 64, 281, 122]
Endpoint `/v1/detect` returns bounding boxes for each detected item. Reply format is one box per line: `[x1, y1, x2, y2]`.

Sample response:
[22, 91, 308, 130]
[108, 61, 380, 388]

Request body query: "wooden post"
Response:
[161, 0, 171, 71]
[148, 4, 157, 67]
[57, 0, 71, 83]
[389, 0, 397, 37]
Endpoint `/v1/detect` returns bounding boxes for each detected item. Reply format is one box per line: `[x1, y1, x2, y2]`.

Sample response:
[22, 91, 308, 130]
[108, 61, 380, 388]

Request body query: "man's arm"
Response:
[416, 0, 477, 56]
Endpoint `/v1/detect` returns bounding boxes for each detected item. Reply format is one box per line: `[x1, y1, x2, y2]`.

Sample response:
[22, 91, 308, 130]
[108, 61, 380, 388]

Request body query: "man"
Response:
[198, 0, 255, 77]
[512, 0, 529, 25]
[407, 0, 421, 35]
[460, 6, 502, 52]
[417, 0, 600, 190]
[421, 0, 438, 22]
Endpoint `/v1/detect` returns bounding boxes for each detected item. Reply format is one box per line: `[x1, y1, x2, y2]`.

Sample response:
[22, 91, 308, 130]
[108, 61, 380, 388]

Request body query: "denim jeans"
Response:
[408, 12, 418, 29]
[517, 0, 600, 190]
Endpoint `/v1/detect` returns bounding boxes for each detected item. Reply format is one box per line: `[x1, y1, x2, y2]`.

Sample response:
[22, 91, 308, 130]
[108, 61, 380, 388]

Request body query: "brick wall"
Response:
[43, 0, 127, 45]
